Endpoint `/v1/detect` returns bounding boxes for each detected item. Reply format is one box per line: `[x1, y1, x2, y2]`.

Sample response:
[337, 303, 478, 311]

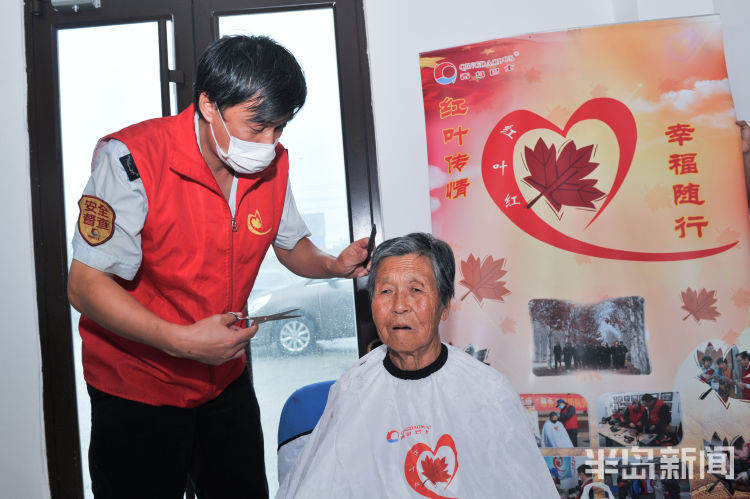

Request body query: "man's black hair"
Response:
[740, 351, 750, 361]
[641, 393, 655, 403]
[702, 355, 713, 363]
[193, 35, 307, 124]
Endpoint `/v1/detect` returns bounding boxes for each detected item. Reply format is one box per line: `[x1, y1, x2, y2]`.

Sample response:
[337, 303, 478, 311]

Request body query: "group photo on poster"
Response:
[529, 296, 650, 376]
[693, 341, 750, 403]
[597, 391, 682, 448]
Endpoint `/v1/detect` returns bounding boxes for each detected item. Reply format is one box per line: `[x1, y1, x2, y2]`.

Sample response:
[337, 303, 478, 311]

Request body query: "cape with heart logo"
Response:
[277, 344, 558, 498]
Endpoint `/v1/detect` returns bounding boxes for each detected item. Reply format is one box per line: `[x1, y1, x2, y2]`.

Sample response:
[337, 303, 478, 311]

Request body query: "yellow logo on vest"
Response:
[247, 209, 272, 236]
[77, 195, 116, 246]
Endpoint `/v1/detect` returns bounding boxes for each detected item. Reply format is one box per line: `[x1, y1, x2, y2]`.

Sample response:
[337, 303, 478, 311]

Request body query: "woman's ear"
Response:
[440, 303, 450, 321]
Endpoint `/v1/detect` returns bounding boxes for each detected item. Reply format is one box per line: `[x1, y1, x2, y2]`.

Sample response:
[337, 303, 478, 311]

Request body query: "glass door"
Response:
[216, 8, 358, 494]
[27, 2, 377, 497]
[57, 20, 175, 497]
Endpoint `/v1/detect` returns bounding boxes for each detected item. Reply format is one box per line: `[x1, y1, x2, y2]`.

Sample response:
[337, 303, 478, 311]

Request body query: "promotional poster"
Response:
[420, 15, 750, 497]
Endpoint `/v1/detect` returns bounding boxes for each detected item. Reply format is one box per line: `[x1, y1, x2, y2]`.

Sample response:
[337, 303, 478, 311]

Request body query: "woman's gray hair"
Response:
[367, 232, 455, 306]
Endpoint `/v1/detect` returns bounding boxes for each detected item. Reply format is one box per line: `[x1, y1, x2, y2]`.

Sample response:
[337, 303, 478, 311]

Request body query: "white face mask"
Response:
[210, 108, 278, 174]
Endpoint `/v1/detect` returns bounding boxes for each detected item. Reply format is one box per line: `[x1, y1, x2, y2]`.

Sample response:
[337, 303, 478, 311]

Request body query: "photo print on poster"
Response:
[545, 455, 589, 498]
[530, 296, 651, 376]
[579, 454, 692, 499]
[521, 393, 590, 448]
[675, 337, 750, 497]
[596, 391, 682, 448]
[694, 341, 750, 407]
[689, 432, 750, 497]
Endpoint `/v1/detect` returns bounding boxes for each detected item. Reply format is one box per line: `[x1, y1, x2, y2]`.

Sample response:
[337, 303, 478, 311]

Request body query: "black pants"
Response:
[87, 371, 268, 499]
[565, 428, 578, 446]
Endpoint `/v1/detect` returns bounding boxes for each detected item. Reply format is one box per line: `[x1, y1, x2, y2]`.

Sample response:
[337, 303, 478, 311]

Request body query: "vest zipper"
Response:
[229, 214, 236, 310]
[229, 214, 236, 312]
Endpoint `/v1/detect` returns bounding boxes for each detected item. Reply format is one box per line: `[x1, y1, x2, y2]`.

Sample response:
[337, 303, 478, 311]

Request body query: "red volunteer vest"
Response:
[742, 365, 750, 400]
[699, 367, 715, 383]
[561, 404, 578, 430]
[627, 405, 646, 426]
[575, 479, 593, 499]
[79, 105, 289, 407]
[648, 399, 666, 425]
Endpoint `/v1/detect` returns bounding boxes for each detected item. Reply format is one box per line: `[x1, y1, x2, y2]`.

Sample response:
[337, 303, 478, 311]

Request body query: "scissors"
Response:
[228, 308, 301, 325]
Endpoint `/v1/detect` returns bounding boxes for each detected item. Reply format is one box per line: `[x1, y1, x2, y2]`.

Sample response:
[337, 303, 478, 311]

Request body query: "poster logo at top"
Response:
[433, 61, 457, 85]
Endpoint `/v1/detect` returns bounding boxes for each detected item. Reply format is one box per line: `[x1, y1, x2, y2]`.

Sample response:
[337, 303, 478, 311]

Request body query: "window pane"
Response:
[219, 9, 357, 496]
[58, 21, 164, 498]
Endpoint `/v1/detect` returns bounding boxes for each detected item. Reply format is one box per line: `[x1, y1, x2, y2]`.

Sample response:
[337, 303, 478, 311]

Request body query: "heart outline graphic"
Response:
[481, 97, 737, 261]
[404, 433, 459, 499]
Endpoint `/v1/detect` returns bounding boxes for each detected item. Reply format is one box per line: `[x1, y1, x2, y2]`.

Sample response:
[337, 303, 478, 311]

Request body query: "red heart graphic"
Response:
[481, 97, 737, 261]
[404, 434, 459, 499]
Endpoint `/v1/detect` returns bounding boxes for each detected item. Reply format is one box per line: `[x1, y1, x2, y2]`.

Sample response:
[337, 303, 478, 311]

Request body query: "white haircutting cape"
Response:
[276, 343, 558, 499]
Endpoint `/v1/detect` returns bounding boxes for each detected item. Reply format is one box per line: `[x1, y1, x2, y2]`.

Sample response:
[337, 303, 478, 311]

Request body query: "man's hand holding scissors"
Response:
[172, 313, 258, 366]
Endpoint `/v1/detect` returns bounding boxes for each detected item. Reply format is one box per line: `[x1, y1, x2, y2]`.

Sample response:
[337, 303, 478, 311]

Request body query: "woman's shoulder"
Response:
[445, 343, 500, 373]
[444, 343, 516, 391]
[331, 344, 388, 391]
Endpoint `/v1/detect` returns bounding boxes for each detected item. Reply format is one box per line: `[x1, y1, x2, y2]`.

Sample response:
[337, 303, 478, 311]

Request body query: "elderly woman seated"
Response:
[276, 232, 557, 498]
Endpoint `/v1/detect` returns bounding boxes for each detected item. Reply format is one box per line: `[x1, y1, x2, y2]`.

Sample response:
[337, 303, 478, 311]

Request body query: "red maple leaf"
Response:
[499, 316, 516, 334]
[525, 68, 541, 83]
[459, 254, 510, 302]
[716, 228, 740, 247]
[731, 288, 750, 308]
[574, 254, 592, 265]
[523, 138, 605, 212]
[421, 455, 451, 485]
[644, 185, 672, 211]
[547, 106, 573, 126]
[590, 84, 608, 98]
[723, 330, 740, 345]
[681, 287, 720, 323]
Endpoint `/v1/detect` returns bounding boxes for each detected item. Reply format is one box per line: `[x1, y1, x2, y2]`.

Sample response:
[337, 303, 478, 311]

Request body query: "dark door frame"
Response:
[24, 1, 379, 497]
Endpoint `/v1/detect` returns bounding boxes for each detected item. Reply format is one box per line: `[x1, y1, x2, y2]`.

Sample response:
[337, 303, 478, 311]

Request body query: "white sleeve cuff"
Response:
[71, 238, 141, 280]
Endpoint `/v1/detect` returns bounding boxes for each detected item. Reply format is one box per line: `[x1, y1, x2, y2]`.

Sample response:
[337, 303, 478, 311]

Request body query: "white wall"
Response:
[3, 0, 750, 497]
[364, 0, 750, 238]
[716, 0, 750, 118]
[0, 0, 50, 498]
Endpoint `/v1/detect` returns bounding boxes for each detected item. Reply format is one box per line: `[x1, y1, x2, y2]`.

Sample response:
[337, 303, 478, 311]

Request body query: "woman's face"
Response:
[371, 254, 448, 358]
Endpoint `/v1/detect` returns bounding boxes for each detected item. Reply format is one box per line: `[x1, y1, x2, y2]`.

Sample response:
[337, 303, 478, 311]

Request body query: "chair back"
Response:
[277, 380, 335, 484]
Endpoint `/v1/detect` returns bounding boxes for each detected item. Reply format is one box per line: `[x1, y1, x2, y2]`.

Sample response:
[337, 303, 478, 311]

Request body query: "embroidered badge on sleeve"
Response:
[77, 195, 116, 246]
[119, 154, 140, 181]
